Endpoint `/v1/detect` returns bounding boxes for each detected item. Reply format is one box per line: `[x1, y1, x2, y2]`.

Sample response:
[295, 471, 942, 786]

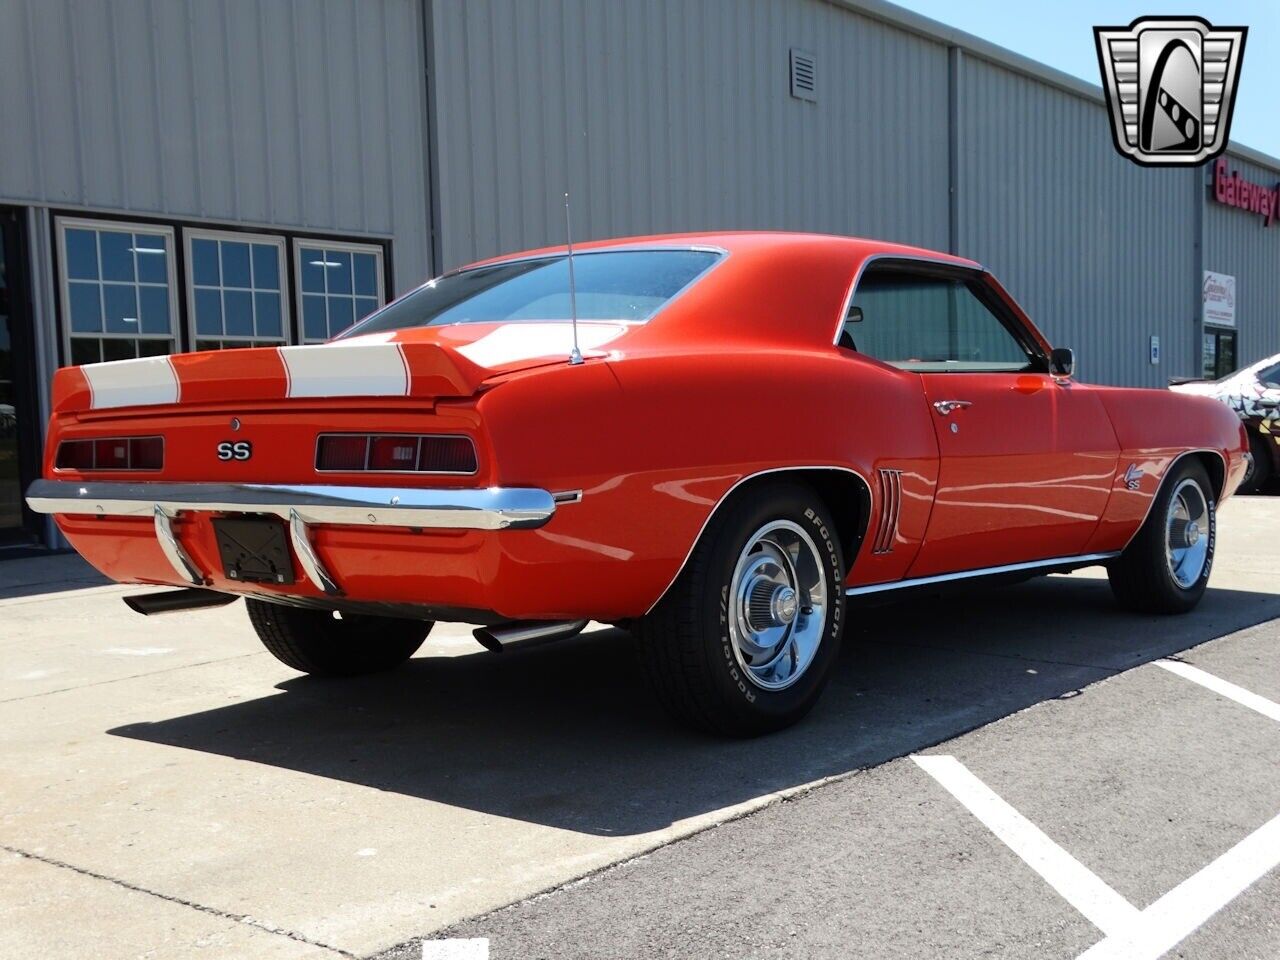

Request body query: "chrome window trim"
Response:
[339, 245, 731, 340]
[643, 465, 873, 616]
[845, 552, 1121, 596]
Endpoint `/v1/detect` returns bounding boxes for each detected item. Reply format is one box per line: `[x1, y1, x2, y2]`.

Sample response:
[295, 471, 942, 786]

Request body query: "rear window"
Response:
[339, 249, 721, 337]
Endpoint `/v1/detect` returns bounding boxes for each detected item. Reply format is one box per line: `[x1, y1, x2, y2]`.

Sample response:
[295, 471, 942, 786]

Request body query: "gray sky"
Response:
[892, 1, 1280, 159]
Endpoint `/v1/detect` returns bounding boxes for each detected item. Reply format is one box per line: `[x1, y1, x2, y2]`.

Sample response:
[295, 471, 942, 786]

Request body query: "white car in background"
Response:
[1171, 354, 1280, 492]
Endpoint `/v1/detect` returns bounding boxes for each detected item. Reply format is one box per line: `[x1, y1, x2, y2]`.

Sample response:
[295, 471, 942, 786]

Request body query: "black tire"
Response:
[1107, 458, 1216, 614]
[1240, 430, 1272, 494]
[635, 480, 846, 737]
[245, 599, 432, 676]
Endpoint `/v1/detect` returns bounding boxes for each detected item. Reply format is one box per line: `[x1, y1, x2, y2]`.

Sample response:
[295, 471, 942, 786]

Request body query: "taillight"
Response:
[56, 436, 164, 471]
[315, 434, 478, 474]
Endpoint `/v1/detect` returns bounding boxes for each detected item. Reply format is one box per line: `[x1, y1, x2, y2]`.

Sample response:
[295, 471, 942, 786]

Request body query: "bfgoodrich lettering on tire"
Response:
[1107, 458, 1216, 614]
[635, 480, 846, 736]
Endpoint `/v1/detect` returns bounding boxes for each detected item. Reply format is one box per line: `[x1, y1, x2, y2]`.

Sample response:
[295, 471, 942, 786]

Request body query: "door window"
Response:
[842, 271, 1037, 373]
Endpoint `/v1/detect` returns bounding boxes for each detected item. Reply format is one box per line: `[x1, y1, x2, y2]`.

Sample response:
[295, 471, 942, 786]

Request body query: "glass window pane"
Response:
[223, 340, 253, 351]
[70, 338, 102, 366]
[196, 340, 220, 352]
[134, 234, 168, 283]
[103, 284, 139, 334]
[254, 292, 282, 337]
[137, 338, 174, 358]
[195, 288, 223, 336]
[327, 295, 355, 337]
[102, 338, 137, 362]
[65, 229, 99, 280]
[252, 244, 280, 290]
[326, 251, 352, 294]
[352, 253, 377, 296]
[355, 297, 379, 321]
[100, 231, 135, 282]
[302, 295, 327, 340]
[224, 289, 253, 336]
[300, 252, 326, 293]
[191, 238, 220, 286]
[68, 282, 103, 333]
[138, 286, 171, 335]
[221, 241, 251, 288]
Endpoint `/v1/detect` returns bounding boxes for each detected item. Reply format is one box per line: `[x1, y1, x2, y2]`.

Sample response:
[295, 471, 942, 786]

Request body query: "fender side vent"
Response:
[872, 468, 902, 554]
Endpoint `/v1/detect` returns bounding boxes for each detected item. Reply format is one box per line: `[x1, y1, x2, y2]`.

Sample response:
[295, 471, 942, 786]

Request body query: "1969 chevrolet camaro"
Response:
[26, 233, 1249, 735]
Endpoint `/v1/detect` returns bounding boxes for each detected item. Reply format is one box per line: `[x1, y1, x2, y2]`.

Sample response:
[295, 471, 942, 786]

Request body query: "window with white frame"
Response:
[186, 230, 289, 350]
[296, 240, 385, 342]
[58, 219, 179, 365]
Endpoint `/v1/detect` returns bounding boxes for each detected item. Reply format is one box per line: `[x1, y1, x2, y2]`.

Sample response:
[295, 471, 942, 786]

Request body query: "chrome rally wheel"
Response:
[1165, 477, 1210, 589]
[728, 520, 828, 691]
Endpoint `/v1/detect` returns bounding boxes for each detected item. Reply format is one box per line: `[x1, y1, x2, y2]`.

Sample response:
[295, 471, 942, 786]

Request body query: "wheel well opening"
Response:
[728, 469, 871, 566]
[1190, 451, 1226, 500]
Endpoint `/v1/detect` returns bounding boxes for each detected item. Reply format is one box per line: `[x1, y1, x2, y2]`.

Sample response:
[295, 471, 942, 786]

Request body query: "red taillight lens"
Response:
[316, 434, 477, 474]
[56, 436, 163, 471]
[315, 435, 369, 471]
[368, 436, 421, 471]
[418, 436, 478, 474]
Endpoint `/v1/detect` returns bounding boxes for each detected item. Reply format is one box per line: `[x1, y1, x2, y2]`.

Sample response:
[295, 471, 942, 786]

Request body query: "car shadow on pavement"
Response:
[109, 574, 1280, 837]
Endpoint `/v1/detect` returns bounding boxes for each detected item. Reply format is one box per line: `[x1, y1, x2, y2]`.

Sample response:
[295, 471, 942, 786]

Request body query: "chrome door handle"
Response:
[932, 400, 972, 416]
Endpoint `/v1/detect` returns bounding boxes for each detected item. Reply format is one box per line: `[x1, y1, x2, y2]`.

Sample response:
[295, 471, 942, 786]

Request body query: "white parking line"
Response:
[1156, 659, 1280, 723]
[1076, 811, 1280, 960]
[421, 939, 489, 960]
[911, 755, 1139, 935]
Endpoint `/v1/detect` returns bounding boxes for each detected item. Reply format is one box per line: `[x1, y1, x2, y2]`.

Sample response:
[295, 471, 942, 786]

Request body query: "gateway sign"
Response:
[1203, 271, 1236, 328]
[1213, 157, 1280, 226]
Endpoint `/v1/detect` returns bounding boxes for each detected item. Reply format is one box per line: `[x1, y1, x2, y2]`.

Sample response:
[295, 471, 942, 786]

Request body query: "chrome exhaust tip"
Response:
[122, 588, 240, 616]
[472, 619, 589, 653]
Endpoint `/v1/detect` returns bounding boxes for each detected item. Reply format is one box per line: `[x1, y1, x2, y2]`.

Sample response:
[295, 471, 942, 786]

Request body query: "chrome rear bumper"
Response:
[25, 479, 556, 595]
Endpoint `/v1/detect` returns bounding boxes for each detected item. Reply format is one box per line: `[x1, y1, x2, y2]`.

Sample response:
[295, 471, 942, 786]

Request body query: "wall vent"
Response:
[790, 48, 817, 102]
[872, 468, 902, 554]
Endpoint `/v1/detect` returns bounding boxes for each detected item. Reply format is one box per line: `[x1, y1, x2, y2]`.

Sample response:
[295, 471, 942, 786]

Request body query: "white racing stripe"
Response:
[279, 341, 409, 398]
[912, 755, 1140, 936]
[456, 322, 624, 368]
[1156, 659, 1280, 723]
[81, 355, 179, 409]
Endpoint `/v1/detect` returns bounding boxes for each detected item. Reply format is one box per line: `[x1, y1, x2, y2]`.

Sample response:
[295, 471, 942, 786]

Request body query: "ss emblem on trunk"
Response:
[217, 440, 253, 461]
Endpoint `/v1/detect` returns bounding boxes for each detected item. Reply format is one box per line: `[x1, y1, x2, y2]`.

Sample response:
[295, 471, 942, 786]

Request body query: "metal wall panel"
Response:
[0, 0, 432, 294]
[956, 55, 1198, 387]
[428, 0, 951, 269]
[1203, 152, 1280, 368]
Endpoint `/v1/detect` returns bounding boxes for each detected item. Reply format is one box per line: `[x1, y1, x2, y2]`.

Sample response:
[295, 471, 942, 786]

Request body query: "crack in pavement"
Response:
[1, 842, 355, 957]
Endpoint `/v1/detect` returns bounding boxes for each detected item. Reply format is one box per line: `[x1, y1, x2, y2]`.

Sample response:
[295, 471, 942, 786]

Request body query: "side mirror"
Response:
[1050, 347, 1075, 380]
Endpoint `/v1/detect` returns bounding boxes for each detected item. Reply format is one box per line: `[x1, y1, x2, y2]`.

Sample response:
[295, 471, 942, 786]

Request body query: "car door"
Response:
[847, 264, 1118, 577]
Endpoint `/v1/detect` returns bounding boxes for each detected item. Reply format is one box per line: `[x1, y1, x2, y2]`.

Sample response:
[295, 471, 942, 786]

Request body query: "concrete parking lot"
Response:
[3, 497, 1279, 959]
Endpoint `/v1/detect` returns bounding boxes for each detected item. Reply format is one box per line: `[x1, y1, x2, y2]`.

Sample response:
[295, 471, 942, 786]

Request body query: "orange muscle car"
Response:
[26, 233, 1249, 734]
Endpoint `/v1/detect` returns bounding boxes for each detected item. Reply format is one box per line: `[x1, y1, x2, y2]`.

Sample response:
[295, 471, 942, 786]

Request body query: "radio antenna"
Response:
[564, 192, 583, 365]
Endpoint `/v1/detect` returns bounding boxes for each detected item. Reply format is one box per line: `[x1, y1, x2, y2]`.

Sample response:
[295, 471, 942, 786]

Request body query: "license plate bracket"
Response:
[212, 516, 296, 585]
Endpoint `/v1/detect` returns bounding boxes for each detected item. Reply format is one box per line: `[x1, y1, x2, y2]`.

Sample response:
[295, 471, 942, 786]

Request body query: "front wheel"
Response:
[635, 481, 845, 736]
[246, 599, 432, 676]
[1107, 459, 1215, 614]
[1240, 430, 1273, 494]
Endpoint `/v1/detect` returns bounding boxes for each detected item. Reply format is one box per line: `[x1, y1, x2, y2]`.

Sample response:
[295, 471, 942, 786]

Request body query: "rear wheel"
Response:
[635, 481, 845, 736]
[1107, 459, 1215, 614]
[246, 599, 432, 676]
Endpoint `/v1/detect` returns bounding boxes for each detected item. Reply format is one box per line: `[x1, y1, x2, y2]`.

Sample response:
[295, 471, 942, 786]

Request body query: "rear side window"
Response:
[842, 272, 1036, 372]
[340, 249, 720, 337]
[1258, 362, 1280, 388]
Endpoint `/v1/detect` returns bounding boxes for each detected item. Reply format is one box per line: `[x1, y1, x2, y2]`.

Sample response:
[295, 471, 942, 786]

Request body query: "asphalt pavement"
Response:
[3, 496, 1279, 959]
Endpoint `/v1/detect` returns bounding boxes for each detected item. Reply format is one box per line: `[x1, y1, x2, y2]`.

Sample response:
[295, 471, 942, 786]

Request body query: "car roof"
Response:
[458, 231, 981, 273]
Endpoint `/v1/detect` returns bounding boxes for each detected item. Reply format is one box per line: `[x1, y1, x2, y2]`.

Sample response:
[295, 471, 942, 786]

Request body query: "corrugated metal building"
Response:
[1, 0, 1278, 548]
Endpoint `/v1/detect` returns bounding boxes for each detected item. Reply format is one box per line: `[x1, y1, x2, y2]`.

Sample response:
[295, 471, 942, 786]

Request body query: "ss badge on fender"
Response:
[217, 440, 252, 462]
